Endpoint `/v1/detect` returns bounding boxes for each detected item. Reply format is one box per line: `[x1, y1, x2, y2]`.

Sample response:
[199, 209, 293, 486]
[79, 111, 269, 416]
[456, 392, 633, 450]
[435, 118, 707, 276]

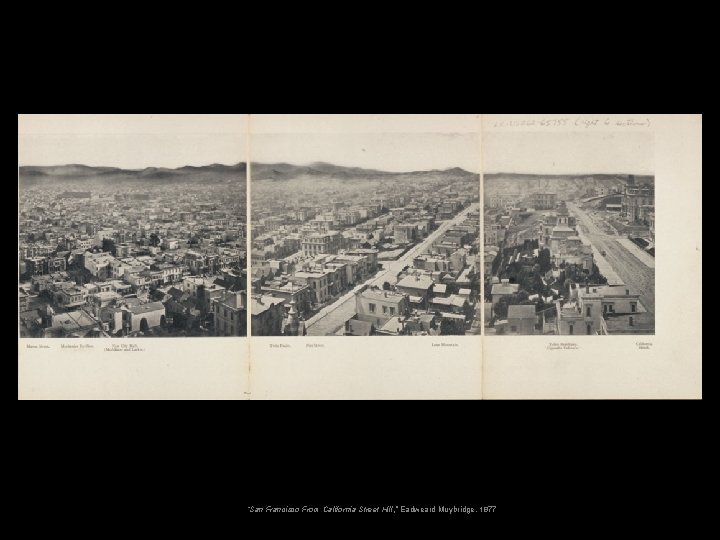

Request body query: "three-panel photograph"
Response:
[18, 114, 700, 400]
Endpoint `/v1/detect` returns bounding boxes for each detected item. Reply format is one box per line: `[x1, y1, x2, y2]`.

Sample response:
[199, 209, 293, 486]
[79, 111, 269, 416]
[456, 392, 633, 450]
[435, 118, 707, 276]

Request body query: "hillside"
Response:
[19, 162, 247, 187]
[19, 161, 478, 188]
[484, 173, 653, 199]
[250, 162, 479, 181]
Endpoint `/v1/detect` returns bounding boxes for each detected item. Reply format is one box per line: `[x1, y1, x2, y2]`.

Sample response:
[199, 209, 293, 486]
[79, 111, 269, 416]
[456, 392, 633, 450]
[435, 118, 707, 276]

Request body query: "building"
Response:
[648, 212, 655, 244]
[259, 279, 312, 316]
[531, 193, 557, 210]
[212, 290, 247, 336]
[301, 232, 342, 256]
[19, 288, 30, 311]
[84, 251, 115, 279]
[621, 175, 655, 222]
[490, 280, 519, 307]
[395, 274, 434, 307]
[251, 294, 286, 335]
[343, 248, 379, 274]
[556, 283, 646, 335]
[44, 309, 100, 337]
[293, 270, 333, 304]
[125, 302, 166, 334]
[506, 304, 537, 335]
[57, 286, 86, 308]
[393, 223, 418, 244]
[355, 287, 409, 327]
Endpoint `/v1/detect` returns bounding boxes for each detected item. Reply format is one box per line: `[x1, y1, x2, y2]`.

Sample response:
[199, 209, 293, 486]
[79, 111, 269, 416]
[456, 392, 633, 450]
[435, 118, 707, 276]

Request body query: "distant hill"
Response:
[19, 161, 478, 188]
[250, 162, 478, 181]
[19, 162, 247, 187]
[484, 173, 654, 199]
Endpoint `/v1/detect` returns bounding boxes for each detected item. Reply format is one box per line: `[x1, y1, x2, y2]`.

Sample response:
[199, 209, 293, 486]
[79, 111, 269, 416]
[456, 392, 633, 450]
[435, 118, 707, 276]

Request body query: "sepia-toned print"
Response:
[484, 131, 655, 335]
[18, 115, 247, 338]
[250, 131, 481, 336]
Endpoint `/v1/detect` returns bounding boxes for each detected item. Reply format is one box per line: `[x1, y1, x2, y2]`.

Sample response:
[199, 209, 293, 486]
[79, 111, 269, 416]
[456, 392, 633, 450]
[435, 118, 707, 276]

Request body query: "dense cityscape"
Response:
[484, 174, 655, 335]
[251, 164, 481, 336]
[19, 165, 247, 337]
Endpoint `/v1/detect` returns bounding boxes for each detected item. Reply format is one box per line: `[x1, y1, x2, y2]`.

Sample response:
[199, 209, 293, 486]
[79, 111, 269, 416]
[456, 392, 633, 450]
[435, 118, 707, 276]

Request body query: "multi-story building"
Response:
[212, 290, 246, 336]
[301, 232, 342, 257]
[530, 193, 557, 210]
[393, 223, 418, 244]
[251, 294, 286, 336]
[556, 283, 645, 335]
[621, 175, 654, 222]
[24, 257, 47, 276]
[395, 274, 434, 308]
[56, 286, 86, 308]
[293, 270, 333, 304]
[355, 287, 409, 327]
[84, 251, 115, 279]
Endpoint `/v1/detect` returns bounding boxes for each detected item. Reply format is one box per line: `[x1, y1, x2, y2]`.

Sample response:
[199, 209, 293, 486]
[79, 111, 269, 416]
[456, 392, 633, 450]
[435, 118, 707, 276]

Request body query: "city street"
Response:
[567, 202, 655, 315]
[305, 203, 479, 335]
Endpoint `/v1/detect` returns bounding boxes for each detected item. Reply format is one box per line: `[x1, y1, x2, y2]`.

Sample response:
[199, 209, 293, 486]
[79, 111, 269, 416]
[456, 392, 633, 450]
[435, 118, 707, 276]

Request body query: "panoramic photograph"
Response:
[250, 128, 481, 336]
[18, 114, 247, 338]
[483, 131, 655, 335]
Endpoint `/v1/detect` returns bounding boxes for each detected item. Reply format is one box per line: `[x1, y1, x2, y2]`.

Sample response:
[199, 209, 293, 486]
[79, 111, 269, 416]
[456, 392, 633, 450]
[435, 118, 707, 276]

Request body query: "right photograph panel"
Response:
[483, 130, 655, 336]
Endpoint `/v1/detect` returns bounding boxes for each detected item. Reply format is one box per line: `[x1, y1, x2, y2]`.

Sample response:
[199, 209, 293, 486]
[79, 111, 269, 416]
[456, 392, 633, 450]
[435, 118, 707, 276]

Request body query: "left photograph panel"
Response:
[18, 114, 248, 338]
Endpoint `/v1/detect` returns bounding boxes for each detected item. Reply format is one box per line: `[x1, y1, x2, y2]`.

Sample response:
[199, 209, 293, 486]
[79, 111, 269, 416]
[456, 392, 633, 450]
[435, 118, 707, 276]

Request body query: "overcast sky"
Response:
[18, 115, 650, 175]
[18, 115, 246, 169]
[483, 131, 654, 174]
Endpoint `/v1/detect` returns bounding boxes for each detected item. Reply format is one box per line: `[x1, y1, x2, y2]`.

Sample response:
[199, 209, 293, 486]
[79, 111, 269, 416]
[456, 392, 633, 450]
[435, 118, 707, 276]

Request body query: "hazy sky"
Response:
[18, 114, 246, 169]
[483, 131, 654, 174]
[251, 132, 481, 173]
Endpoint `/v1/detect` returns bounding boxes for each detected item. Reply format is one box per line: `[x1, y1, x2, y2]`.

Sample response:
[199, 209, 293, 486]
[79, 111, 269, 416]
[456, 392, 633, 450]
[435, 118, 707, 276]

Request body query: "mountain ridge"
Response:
[19, 162, 479, 187]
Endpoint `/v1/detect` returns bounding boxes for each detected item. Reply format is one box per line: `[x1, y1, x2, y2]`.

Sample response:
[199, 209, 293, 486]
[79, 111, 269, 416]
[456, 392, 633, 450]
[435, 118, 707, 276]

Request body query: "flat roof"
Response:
[507, 305, 536, 319]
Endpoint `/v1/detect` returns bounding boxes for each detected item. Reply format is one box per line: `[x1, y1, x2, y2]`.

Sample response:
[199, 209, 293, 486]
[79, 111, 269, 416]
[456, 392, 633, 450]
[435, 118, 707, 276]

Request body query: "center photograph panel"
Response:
[249, 115, 481, 337]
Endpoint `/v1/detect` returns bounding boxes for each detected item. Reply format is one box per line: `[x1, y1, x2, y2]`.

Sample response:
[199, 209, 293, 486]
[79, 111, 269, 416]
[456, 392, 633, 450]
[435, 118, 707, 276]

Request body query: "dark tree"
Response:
[140, 318, 149, 333]
[101, 238, 116, 255]
[537, 248, 552, 273]
[440, 318, 464, 336]
[494, 298, 509, 319]
[149, 233, 161, 247]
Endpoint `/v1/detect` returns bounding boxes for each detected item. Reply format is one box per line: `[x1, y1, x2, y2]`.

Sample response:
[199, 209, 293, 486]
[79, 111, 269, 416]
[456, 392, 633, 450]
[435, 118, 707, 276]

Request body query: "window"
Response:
[586, 306, 591, 317]
[631, 303, 637, 313]
[587, 324, 592, 335]
[569, 324, 574, 335]
[389, 307, 395, 315]
[382, 305, 388, 314]
[369, 303, 376, 313]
